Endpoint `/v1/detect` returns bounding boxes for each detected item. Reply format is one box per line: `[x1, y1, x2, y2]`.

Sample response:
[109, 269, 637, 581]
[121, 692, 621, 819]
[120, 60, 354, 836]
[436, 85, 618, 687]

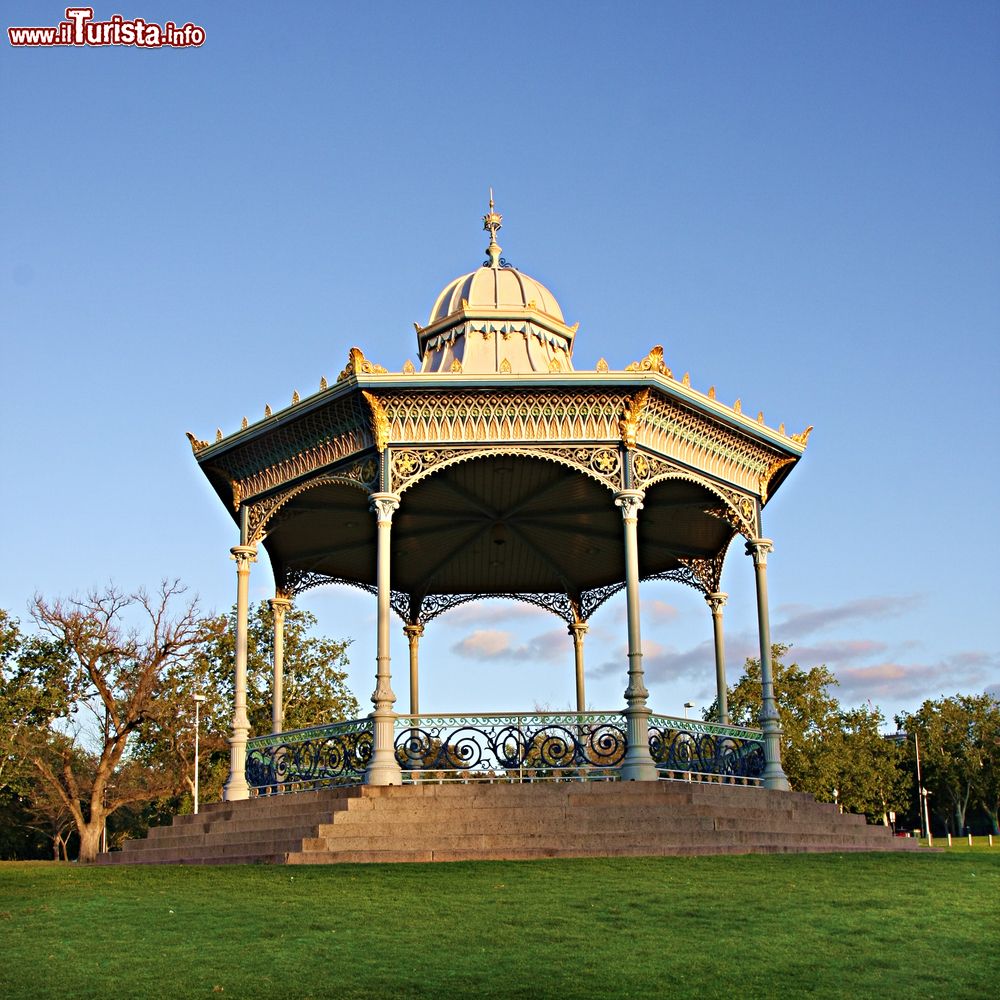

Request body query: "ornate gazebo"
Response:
[186, 198, 811, 799]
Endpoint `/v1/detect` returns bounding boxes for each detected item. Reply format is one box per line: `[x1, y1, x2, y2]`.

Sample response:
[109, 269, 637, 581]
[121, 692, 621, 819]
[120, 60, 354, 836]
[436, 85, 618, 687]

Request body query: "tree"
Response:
[25, 583, 222, 863]
[199, 601, 359, 736]
[718, 644, 906, 818]
[973, 695, 1000, 834]
[0, 610, 61, 799]
[897, 694, 999, 835]
[142, 600, 360, 809]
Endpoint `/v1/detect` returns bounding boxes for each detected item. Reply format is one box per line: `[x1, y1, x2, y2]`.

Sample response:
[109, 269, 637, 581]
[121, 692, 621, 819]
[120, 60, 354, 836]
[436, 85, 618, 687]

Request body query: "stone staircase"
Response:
[98, 780, 920, 865]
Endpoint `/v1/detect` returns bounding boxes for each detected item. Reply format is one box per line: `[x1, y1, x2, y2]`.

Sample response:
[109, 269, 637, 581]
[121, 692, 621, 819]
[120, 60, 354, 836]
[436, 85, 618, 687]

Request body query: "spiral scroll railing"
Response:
[393, 712, 628, 782]
[648, 714, 765, 782]
[245, 712, 763, 794]
[245, 718, 373, 794]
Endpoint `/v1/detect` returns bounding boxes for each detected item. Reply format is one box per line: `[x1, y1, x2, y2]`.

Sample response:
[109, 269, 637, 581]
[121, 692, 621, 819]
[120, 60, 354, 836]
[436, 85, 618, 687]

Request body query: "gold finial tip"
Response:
[482, 189, 502, 241]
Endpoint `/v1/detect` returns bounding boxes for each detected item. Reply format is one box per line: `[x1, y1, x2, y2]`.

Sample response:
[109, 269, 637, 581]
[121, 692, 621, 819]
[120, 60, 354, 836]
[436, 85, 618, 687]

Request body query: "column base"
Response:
[364, 754, 403, 786]
[222, 775, 250, 801]
[763, 767, 791, 792]
[619, 755, 659, 782]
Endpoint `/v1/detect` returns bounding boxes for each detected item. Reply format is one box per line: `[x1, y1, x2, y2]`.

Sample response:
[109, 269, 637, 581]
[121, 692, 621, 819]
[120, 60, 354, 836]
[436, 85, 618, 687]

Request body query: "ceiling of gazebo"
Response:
[261, 455, 735, 599]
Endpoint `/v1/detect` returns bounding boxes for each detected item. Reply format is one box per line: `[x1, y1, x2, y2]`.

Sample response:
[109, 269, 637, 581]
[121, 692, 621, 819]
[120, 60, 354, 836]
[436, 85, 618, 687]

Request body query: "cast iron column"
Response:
[366, 493, 403, 785]
[746, 538, 790, 790]
[269, 595, 291, 735]
[403, 623, 424, 716]
[616, 489, 657, 781]
[223, 544, 256, 801]
[568, 621, 588, 714]
[705, 592, 729, 725]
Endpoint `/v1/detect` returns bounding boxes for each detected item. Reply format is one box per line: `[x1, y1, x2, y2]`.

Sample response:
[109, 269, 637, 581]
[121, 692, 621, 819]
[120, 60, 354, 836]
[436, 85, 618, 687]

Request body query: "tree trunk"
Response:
[51, 839, 59, 861]
[77, 820, 104, 864]
[986, 807, 999, 836]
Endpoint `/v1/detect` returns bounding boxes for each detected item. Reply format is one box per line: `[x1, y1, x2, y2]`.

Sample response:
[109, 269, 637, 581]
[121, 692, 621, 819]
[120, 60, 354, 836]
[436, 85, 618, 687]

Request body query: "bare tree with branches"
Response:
[27, 582, 222, 862]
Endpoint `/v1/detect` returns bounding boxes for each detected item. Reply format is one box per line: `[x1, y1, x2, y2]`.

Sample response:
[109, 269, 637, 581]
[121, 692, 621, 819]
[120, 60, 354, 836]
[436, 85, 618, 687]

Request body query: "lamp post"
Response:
[683, 702, 694, 720]
[894, 729, 932, 845]
[193, 693, 206, 815]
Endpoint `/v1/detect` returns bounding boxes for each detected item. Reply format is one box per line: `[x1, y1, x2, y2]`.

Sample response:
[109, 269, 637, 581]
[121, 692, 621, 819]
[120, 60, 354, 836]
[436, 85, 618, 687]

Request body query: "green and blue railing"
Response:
[245, 712, 764, 794]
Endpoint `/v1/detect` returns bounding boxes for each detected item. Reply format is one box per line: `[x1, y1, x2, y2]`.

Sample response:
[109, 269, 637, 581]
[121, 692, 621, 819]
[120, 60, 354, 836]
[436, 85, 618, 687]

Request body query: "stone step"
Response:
[103, 782, 919, 865]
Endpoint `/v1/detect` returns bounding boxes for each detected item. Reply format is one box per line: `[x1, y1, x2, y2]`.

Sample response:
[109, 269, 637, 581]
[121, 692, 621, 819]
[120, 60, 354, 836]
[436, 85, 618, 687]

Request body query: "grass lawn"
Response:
[1, 852, 997, 1000]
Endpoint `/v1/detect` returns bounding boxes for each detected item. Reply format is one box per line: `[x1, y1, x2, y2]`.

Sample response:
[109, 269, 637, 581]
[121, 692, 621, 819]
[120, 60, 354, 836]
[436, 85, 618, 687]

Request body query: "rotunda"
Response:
[186, 196, 812, 797]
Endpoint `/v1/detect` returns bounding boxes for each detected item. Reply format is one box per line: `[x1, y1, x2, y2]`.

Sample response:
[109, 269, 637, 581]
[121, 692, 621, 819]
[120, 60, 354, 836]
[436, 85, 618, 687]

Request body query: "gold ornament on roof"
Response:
[619, 388, 651, 450]
[320, 376, 328, 390]
[757, 411, 764, 424]
[241, 416, 248, 430]
[264, 404, 272, 418]
[500, 358, 512, 374]
[596, 358, 609, 373]
[337, 347, 388, 382]
[402, 358, 415, 374]
[361, 391, 390, 453]
[626, 345, 672, 378]
[185, 431, 210, 454]
[682, 372, 691, 387]
[778, 423, 786, 435]
[216, 428, 223, 442]
[549, 358, 563, 372]
[791, 425, 814, 446]
[708, 386, 716, 400]
[733, 399, 742, 415]
[292, 390, 300, 404]
[759, 457, 796, 505]
[450, 359, 463, 373]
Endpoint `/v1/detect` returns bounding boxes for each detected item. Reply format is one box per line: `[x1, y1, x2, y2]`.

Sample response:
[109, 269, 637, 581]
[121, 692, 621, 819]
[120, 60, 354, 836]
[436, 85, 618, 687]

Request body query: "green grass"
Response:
[1, 853, 997, 1000]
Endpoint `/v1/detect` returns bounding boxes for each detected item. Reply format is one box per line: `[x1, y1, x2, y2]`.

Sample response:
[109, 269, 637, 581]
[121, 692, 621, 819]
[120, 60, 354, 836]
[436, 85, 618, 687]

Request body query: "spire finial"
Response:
[483, 188, 503, 267]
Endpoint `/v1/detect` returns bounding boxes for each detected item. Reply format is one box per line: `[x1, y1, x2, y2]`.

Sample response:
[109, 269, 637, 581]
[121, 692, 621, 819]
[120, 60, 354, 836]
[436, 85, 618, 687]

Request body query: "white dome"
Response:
[428, 266, 565, 325]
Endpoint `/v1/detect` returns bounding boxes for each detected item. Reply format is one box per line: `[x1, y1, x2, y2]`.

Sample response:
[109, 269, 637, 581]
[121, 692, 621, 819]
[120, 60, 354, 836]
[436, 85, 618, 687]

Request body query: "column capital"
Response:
[403, 623, 425, 640]
[614, 489, 645, 522]
[745, 537, 774, 567]
[369, 492, 401, 523]
[269, 595, 292, 614]
[705, 591, 728, 614]
[230, 545, 257, 571]
[568, 621, 589, 640]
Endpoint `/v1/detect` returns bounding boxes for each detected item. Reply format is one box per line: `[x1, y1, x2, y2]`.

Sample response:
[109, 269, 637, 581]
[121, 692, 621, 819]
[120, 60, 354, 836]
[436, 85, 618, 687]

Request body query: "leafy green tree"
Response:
[200, 601, 359, 735]
[152, 601, 359, 808]
[973, 696, 1000, 834]
[0, 610, 66, 799]
[716, 644, 906, 819]
[897, 694, 999, 834]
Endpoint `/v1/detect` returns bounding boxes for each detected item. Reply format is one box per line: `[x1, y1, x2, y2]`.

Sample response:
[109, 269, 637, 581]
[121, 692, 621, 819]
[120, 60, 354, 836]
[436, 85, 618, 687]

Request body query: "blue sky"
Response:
[2, 1, 998, 726]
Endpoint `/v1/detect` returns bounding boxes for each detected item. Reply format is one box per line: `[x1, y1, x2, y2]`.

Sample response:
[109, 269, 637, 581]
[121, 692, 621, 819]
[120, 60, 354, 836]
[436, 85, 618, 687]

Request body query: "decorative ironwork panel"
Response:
[245, 719, 374, 793]
[394, 712, 627, 779]
[381, 390, 627, 449]
[676, 553, 728, 596]
[647, 714, 764, 780]
[390, 444, 623, 494]
[218, 396, 373, 508]
[641, 394, 782, 494]
[245, 458, 378, 542]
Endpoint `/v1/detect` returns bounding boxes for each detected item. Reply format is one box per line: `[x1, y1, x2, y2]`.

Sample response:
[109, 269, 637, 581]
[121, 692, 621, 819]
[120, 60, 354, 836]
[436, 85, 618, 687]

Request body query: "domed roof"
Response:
[425, 193, 565, 326]
[428, 266, 565, 325]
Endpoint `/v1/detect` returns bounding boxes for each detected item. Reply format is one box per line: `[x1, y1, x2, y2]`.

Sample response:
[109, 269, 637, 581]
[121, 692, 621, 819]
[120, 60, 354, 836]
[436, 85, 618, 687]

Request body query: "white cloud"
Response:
[450, 627, 571, 664]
